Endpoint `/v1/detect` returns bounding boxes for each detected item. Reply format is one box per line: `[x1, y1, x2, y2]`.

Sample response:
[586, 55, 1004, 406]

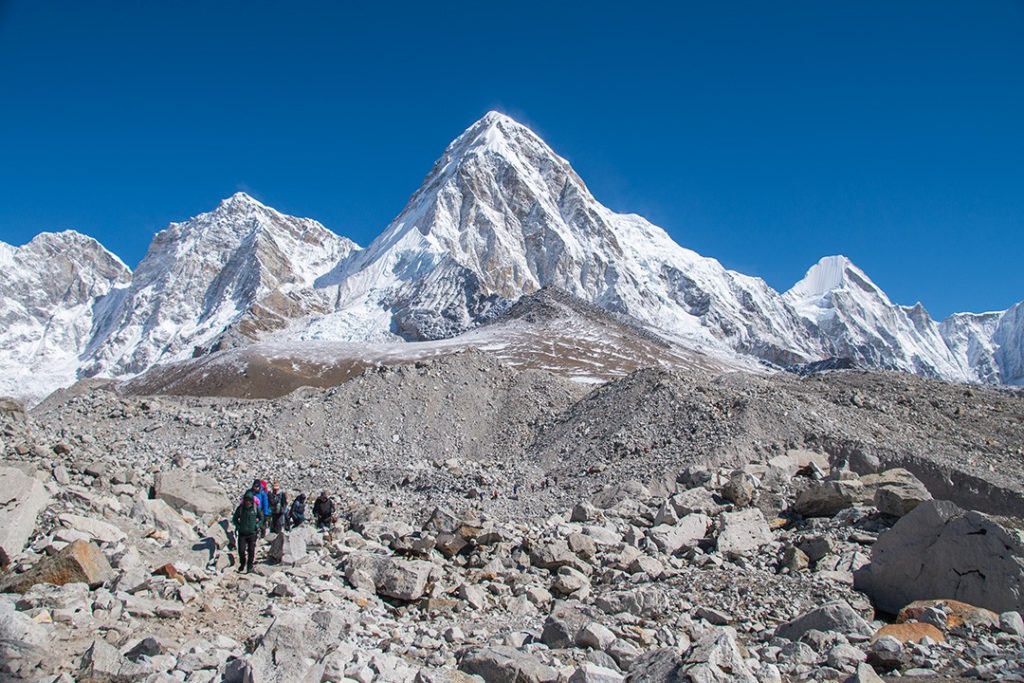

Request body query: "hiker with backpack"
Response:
[313, 491, 335, 530]
[267, 482, 288, 534]
[232, 495, 263, 573]
[288, 493, 307, 529]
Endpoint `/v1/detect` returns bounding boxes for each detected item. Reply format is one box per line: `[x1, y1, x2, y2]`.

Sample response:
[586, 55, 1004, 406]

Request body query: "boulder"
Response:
[269, 528, 308, 565]
[57, 513, 126, 544]
[79, 638, 152, 681]
[627, 649, 682, 682]
[153, 469, 231, 516]
[668, 487, 724, 516]
[794, 480, 865, 517]
[854, 500, 1024, 614]
[721, 470, 756, 507]
[682, 627, 757, 682]
[569, 663, 625, 683]
[776, 601, 874, 641]
[896, 599, 999, 630]
[867, 469, 931, 518]
[133, 498, 199, 542]
[530, 538, 579, 570]
[0, 601, 48, 661]
[542, 603, 590, 648]
[871, 623, 944, 644]
[248, 608, 352, 683]
[0, 466, 50, 560]
[576, 622, 616, 650]
[716, 508, 772, 559]
[344, 552, 433, 601]
[460, 646, 558, 683]
[843, 663, 884, 683]
[1, 540, 112, 593]
[648, 513, 712, 554]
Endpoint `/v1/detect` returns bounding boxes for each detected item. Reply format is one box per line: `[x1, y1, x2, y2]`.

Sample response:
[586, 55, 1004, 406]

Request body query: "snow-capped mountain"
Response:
[1, 112, 1022, 404]
[303, 112, 818, 366]
[941, 303, 1024, 385]
[0, 232, 131, 402]
[81, 193, 359, 377]
[784, 255, 972, 381]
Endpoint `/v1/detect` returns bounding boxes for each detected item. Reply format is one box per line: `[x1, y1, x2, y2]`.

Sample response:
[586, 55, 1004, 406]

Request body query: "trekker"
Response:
[288, 493, 307, 529]
[246, 480, 271, 536]
[232, 495, 263, 573]
[268, 482, 288, 534]
[313, 491, 335, 529]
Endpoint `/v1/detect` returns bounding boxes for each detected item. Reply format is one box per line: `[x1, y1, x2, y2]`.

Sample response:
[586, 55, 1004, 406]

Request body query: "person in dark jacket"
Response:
[267, 482, 288, 534]
[244, 480, 271, 537]
[288, 493, 307, 529]
[313, 491, 335, 529]
[232, 495, 263, 572]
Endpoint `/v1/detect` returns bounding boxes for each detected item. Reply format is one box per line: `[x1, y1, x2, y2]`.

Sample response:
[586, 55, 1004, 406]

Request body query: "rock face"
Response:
[345, 552, 434, 601]
[153, 468, 232, 516]
[459, 646, 559, 683]
[0, 466, 50, 560]
[0, 231, 131, 403]
[0, 540, 112, 593]
[855, 500, 1024, 614]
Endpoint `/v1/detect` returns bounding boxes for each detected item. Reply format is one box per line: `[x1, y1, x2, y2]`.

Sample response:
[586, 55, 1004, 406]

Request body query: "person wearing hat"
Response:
[245, 479, 271, 536]
[231, 495, 263, 573]
[267, 482, 288, 534]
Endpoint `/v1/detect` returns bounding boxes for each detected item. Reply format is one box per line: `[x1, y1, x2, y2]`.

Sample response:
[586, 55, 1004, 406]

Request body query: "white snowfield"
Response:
[1, 112, 1021, 403]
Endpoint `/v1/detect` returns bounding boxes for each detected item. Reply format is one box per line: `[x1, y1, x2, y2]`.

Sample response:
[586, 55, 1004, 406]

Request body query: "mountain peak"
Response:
[216, 191, 268, 212]
[787, 255, 884, 301]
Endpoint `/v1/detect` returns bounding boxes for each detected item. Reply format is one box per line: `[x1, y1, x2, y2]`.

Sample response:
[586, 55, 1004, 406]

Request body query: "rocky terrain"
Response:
[1, 353, 1023, 682]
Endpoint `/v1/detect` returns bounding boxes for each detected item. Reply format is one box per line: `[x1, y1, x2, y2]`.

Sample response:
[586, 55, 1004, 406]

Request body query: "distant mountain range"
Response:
[2, 112, 1021, 403]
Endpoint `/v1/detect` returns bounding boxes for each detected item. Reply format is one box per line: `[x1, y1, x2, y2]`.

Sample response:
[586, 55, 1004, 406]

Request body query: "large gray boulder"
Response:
[776, 601, 874, 641]
[0, 466, 49, 560]
[866, 469, 932, 518]
[648, 513, 712, 554]
[248, 608, 353, 683]
[0, 601, 48, 663]
[855, 499, 1024, 614]
[132, 498, 199, 542]
[681, 627, 757, 682]
[459, 646, 559, 683]
[716, 509, 772, 559]
[794, 480, 864, 517]
[269, 528, 308, 565]
[345, 552, 434, 601]
[153, 468, 231, 516]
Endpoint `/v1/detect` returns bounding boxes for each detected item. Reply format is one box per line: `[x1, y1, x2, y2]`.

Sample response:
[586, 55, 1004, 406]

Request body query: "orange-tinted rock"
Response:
[0, 540, 112, 593]
[871, 623, 945, 644]
[153, 563, 185, 584]
[897, 599, 999, 629]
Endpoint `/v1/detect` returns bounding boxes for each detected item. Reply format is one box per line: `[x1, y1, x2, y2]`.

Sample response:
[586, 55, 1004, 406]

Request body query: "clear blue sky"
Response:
[1, 2, 1022, 318]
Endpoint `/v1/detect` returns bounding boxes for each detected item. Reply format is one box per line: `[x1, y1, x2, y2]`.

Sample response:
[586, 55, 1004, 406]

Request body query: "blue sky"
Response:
[1, 1, 1022, 318]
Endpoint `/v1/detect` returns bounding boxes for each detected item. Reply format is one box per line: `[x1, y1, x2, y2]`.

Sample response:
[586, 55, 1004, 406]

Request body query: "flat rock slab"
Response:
[153, 468, 231, 516]
[0, 466, 50, 560]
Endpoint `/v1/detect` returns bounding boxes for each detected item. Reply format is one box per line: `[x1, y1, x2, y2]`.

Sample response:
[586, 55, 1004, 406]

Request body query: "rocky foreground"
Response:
[2, 422, 1024, 681]
[2, 354, 1024, 682]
